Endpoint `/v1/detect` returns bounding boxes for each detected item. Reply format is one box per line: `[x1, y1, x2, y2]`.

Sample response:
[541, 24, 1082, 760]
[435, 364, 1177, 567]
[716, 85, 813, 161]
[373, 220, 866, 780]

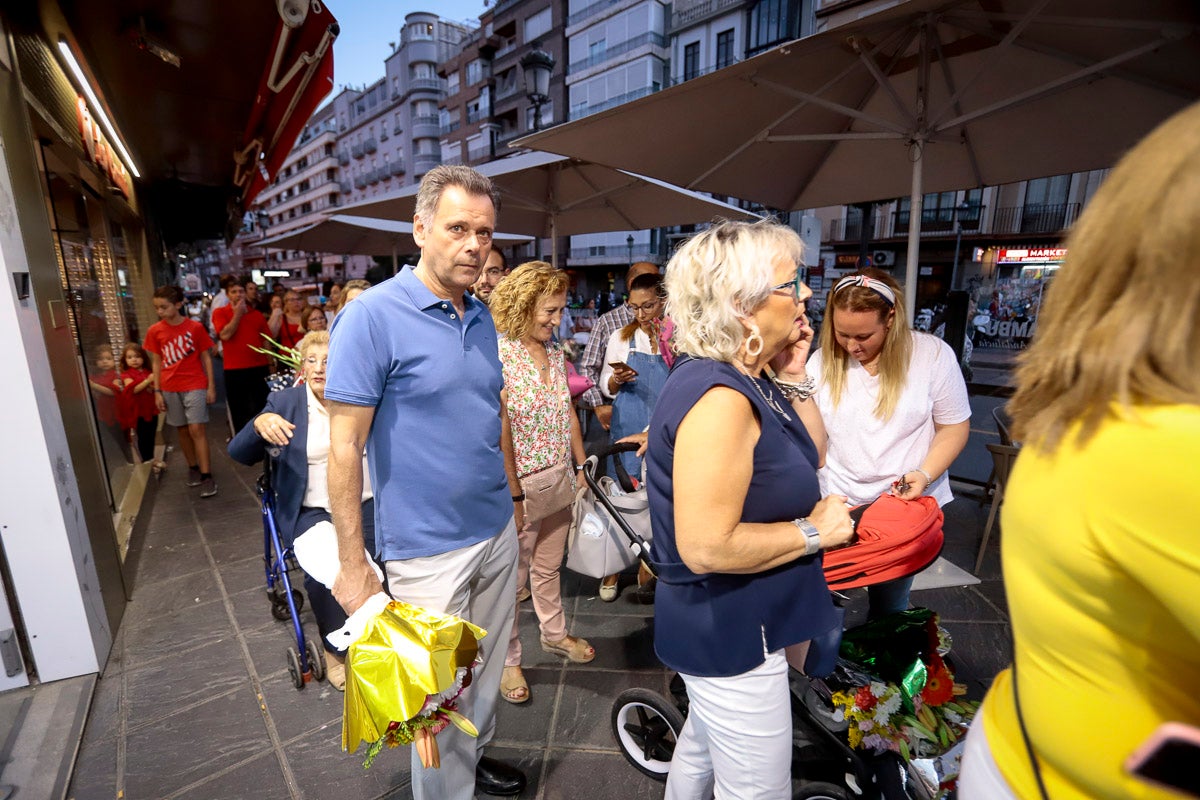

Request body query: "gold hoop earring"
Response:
[744, 331, 763, 358]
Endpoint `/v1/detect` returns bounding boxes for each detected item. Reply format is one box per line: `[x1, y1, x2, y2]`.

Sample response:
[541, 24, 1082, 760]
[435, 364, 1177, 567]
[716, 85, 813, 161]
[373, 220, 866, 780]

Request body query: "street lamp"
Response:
[950, 200, 972, 291]
[520, 42, 555, 132]
[626, 234, 634, 266]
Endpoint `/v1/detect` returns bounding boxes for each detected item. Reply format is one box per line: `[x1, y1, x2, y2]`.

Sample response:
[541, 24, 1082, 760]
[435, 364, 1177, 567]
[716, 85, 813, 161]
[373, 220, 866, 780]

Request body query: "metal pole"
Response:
[951, 207, 963, 292]
[904, 141, 924, 325]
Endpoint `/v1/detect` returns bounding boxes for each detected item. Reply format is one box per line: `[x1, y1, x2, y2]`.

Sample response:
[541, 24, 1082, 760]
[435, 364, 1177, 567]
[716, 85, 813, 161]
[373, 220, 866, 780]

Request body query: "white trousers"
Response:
[958, 704, 1019, 799]
[665, 650, 792, 800]
[385, 519, 519, 800]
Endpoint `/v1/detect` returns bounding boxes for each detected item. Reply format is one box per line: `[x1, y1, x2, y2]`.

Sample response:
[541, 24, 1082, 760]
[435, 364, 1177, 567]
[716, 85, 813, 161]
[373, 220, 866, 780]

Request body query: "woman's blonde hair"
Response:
[665, 219, 805, 363]
[297, 330, 329, 361]
[488, 260, 569, 340]
[1009, 100, 1200, 451]
[818, 268, 912, 421]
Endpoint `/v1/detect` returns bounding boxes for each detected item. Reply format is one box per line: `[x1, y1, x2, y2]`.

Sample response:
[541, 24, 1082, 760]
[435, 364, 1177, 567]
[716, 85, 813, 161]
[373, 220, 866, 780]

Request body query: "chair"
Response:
[975, 442, 1021, 573]
[979, 405, 1016, 506]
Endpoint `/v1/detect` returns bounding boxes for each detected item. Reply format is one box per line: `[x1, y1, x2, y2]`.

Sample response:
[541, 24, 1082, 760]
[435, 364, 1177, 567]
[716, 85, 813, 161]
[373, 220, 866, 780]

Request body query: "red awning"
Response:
[234, 4, 339, 208]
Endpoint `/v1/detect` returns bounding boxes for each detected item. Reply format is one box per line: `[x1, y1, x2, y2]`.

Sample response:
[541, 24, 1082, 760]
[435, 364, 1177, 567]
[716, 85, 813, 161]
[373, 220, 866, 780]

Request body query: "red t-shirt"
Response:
[144, 318, 213, 392]
[211, 305, 271, 370]
[120, 367, 158, 424]
[89, 369, 120, 425]
[276, 318, 303, 350]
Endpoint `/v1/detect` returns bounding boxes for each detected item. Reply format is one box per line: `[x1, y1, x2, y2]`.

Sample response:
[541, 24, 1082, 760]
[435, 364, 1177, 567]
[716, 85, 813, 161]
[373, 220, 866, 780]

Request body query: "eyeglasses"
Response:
[628, 300, 662, 314]
[303, 356, 328, 367]
[770, 267, 807, 303]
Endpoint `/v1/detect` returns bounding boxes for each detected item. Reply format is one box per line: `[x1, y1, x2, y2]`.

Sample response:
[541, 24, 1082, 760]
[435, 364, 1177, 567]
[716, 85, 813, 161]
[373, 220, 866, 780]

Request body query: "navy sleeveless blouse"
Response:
[645, 356, 839, 677]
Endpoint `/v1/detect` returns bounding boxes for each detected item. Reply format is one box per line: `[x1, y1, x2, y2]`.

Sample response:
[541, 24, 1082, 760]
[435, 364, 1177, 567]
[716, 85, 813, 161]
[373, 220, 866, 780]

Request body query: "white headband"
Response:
[833, 275, 896, 306]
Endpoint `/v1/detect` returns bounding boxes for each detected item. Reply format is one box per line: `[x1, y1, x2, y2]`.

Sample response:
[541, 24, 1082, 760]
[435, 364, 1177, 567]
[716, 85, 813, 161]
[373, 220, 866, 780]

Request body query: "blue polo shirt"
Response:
[325, 267, 510, 561]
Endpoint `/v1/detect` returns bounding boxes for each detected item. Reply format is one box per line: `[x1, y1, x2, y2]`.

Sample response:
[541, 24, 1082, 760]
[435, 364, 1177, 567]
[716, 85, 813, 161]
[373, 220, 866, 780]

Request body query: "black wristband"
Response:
[512, 493, 526, 502]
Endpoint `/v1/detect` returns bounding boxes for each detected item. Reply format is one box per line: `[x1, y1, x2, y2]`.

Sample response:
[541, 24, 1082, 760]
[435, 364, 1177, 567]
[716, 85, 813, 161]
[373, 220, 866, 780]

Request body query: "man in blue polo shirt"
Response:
[325, 165, 526, 799]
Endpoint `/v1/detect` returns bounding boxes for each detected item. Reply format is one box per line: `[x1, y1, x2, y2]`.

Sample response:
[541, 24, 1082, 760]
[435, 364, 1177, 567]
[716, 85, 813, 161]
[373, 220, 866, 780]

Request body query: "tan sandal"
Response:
[500, 665, 529, 704]
[540, 635, 595, 663]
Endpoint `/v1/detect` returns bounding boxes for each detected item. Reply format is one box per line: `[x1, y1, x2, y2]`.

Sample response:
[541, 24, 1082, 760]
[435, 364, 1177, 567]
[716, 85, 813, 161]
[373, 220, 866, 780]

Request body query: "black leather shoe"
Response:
[475, 756, 525, 796]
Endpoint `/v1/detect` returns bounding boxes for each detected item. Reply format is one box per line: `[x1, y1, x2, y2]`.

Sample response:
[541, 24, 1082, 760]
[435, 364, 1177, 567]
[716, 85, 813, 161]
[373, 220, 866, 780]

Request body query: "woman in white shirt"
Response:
[807, 270, 971, 617]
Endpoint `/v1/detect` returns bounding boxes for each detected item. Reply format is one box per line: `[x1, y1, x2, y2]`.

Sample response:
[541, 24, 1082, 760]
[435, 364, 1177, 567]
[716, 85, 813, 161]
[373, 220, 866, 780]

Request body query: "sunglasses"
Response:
[770, 266, 807, 303]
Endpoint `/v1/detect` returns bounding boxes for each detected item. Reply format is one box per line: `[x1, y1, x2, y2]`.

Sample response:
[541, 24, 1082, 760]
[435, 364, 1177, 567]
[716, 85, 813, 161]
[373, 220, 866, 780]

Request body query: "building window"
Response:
[411, 62, 437, 81]
[748, 0, 800, 55]
[447, 70, 460, 95]
[589, 39, 606, 63]
[716, 29, 735, 70]
[410, 22, 434, 40]
[466, 59, 484, 86]
[525, 100, 554, 130]
[525, 7, 552, 42]
[683, 42, 700, 81]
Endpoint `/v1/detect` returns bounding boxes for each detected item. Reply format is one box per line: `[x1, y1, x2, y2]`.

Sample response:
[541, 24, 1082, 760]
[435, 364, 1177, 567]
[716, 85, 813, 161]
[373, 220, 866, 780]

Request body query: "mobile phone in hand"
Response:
[1125, 722, 1200, 797]
[609, 361, 637, 375]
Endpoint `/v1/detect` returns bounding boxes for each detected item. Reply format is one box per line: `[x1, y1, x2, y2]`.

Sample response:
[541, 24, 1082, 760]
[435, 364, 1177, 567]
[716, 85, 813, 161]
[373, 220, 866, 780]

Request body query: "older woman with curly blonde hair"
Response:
[489, 261, 592, 705]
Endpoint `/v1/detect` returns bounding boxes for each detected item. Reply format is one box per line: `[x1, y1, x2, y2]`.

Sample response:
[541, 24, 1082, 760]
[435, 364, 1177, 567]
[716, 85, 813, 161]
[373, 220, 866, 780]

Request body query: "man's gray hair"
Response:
[414, 165, 501, 228]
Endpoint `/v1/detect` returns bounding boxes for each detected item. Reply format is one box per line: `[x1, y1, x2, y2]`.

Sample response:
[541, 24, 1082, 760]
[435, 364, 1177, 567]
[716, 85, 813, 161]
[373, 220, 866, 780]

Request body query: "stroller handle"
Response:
[592, 441, 642, 457]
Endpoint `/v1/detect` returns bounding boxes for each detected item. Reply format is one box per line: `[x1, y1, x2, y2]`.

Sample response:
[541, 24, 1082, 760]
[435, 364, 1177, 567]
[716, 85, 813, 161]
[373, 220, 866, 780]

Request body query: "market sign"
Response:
[995, 247, 1067, 264]
[76, 97, 133, 198]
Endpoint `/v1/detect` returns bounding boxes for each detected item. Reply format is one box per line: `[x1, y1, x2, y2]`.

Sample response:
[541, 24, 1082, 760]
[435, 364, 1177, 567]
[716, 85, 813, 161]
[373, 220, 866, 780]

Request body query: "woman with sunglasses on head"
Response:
[807, 268, 971, 618]
[647, 219, 855, 799]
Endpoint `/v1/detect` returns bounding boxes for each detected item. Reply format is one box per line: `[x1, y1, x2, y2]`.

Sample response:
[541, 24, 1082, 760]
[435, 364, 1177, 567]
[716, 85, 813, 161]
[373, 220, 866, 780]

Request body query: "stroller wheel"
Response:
[305, 638, 326, 682]
[286, 647, 306, 690]
[611, 688, 685, 781]
[269, 588, 305, 621]
[793, 781, 850, 800]
[271, 601, 291, 621]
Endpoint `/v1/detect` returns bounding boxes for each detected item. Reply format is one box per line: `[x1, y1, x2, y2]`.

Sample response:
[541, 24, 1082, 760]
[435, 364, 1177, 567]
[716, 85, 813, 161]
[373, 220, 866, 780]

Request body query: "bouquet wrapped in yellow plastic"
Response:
[339, 594, 487, 769]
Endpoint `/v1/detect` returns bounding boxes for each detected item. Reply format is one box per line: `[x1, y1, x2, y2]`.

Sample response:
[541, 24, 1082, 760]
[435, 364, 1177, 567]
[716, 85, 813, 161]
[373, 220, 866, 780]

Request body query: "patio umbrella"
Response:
[338, 151, 761, 266]
[257, 214, 534, 272]
[514, 0, 1200, 317]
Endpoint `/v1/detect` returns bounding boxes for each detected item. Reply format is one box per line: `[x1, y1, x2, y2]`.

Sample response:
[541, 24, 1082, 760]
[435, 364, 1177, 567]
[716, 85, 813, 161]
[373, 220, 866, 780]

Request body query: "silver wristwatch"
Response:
[793, 517, 821, 556]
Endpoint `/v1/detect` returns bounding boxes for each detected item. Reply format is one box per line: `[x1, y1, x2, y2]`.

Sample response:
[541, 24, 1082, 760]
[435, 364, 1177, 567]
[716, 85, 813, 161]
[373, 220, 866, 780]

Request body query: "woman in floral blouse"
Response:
[490, 261, 592, 705]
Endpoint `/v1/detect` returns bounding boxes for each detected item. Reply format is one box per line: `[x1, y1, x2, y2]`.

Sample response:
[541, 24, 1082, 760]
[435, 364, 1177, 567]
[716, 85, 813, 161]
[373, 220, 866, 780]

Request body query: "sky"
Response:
[327, 0, 490, 97]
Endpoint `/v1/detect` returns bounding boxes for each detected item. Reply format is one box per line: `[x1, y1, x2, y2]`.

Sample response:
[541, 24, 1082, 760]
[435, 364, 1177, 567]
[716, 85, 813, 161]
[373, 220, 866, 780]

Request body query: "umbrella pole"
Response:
[904, 142, 924, 326]
[392, 246, 398, 276]
[551, 216, 558, 268]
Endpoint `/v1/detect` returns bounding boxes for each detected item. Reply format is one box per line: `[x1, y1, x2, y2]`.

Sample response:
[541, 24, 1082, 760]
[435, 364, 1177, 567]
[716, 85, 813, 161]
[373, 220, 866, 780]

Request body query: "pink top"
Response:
[499, 337, 572, 478]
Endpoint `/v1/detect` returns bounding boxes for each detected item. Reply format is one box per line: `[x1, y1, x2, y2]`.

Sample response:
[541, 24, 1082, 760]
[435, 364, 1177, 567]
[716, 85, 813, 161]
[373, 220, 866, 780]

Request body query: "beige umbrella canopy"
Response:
[338, 151, 762, 265]
[514, 0, 1200, 316]
[257, 214, 533, 254]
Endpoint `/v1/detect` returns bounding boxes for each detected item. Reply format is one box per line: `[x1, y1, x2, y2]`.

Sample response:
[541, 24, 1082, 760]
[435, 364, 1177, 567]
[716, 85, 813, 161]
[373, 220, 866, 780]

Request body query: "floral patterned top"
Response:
[499, 337, 572, 478]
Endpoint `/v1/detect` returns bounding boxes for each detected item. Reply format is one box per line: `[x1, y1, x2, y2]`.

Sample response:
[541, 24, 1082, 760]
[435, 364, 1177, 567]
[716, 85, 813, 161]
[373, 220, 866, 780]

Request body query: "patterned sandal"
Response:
[540, 635, 596, 663]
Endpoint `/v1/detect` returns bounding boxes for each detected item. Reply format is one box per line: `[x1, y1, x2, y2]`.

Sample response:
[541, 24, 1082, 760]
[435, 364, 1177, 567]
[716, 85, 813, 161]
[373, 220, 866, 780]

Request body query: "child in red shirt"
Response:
[144, 285, 218, 497]
[88, 344, 128, 462]
[118, 343, 160, 466]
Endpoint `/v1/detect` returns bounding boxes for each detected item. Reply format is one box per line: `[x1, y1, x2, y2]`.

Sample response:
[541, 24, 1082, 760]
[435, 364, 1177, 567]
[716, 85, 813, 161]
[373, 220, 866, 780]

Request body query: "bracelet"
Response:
[512, 492, 526, 503]
[792, 517, 821, 556]
[907, 467, 934, 485]
[773, 375, 817, 402]
[154, 389, 163, 394]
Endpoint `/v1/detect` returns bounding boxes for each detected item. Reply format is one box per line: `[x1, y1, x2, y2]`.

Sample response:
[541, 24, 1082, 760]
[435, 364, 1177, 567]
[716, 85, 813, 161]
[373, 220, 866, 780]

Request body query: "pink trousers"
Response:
[505, 503, 573, 666]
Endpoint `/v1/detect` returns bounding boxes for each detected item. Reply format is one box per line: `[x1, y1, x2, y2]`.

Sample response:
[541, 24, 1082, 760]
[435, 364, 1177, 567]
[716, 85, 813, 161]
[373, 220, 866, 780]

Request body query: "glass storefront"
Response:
[969, 247, 1064, 352]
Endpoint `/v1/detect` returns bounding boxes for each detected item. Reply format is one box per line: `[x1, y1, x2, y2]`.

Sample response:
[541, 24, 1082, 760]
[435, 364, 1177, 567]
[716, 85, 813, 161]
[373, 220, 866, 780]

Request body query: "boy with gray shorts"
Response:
[144, 285, 218, 497]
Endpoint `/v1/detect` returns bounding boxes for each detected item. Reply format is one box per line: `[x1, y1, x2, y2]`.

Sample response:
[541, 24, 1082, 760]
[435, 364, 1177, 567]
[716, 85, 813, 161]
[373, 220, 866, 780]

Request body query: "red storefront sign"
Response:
[76, 96, 133, 198]
[995, 247, 1067, 264]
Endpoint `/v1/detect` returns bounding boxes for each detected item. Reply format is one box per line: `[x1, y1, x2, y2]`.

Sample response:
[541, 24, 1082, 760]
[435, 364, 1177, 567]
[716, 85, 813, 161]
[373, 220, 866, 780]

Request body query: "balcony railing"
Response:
[568, 0, 623, 27]
[351, 144, 364, 159]
[440, 120, 462, 135]
[467, 144, 493, 162]
[570, 85, 658, 120]
[337, 151, 350, 166]
[338, 180, 351, 193]
[409, 77, 444, 93]
[991, 203, 1080, 235]
[671, 0, 747, 30]
[569, 32, 667, 73]
[412, 154, 441, 174]
[367, 169, 381, 184]
[354, 176, 367, 189]
[364, 138, 377, 154]
[567, 244, 660, 262]
[390, 160, 406, 176]
[893, 205, 983, 235]
[667, 56, 744, 87]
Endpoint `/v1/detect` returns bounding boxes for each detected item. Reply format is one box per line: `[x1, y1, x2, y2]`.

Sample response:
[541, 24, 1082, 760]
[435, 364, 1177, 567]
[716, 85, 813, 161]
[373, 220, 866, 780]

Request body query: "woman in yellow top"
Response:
[958, 101, 1200, 798]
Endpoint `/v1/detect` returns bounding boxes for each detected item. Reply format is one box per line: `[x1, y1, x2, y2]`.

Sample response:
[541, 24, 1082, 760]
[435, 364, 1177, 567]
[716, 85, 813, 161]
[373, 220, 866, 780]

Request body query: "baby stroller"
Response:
[566, 442, 653, 585]
[258, 450, 326, 689]
[608, 492, 962, 799]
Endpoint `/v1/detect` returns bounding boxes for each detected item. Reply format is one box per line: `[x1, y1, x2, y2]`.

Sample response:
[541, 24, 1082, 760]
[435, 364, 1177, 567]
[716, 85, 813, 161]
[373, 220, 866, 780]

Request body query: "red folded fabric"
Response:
[822, 494, 944, 590]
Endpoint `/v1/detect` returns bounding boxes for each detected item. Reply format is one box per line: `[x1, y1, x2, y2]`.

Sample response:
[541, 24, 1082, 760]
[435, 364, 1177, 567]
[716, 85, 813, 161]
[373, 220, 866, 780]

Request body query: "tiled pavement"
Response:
[65, 398, 1013, 800]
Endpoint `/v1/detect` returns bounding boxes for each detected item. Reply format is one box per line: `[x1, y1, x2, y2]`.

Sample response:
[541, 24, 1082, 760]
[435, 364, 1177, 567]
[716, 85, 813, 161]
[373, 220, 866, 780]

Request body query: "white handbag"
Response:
[566, 455, 651, 579]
